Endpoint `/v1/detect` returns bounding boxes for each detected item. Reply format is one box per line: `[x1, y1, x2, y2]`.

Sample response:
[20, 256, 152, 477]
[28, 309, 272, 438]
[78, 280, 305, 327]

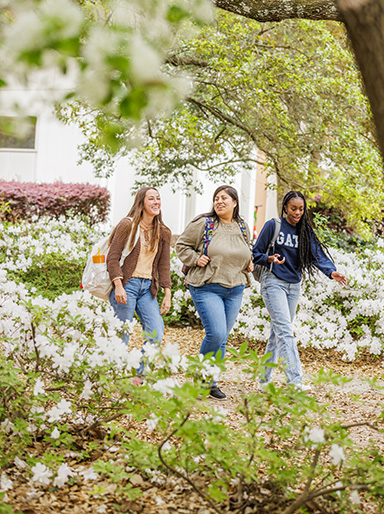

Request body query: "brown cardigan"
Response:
[107, 217, 172, 298]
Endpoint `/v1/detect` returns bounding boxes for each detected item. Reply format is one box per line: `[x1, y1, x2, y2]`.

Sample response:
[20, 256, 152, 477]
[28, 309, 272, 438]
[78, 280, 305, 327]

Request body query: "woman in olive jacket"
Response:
[176, 185, 253, 400]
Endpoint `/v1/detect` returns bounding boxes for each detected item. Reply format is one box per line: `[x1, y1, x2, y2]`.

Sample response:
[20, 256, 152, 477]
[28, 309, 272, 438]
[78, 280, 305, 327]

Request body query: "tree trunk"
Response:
[337, 0, 384, 162]
[213, 0, 343, 22]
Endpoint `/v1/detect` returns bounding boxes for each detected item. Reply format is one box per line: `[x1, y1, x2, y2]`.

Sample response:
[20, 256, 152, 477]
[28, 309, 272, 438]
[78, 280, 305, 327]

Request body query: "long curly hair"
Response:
[282, 191, 332, 277]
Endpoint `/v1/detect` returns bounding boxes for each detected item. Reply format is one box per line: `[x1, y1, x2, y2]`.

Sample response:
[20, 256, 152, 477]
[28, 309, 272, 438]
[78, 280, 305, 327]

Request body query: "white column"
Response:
[240, 166, 256, 229]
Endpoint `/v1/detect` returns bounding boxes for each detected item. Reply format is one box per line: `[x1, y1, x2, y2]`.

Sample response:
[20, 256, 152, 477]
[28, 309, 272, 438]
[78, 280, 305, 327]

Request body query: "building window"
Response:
[0, 116, 37, 150]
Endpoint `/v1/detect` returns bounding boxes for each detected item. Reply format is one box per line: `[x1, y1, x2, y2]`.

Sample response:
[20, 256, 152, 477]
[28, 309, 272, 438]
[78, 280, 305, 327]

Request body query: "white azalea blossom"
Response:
[152, 377, 179, 396]
[201, 363, 221, 383]
[162, 341, 180, 360]
[143, 342, 161, 361]
[329, 444, 345, 465]
[0, 473, 13, 492]
[130, 34, 162, 84]
[304, 427, 325, 445]
[33, 378, 45, 396]
[31, 462, 53, 485]
[162, 341, 187, 372]
[53, 463, 75, 488]
[79, 380, 94, 400]
[47, 399, 72, 423]
[51, 427, 60, 439]
[146, 414, 160, 432]
[30, 406, 46, 420]
[1, 419, 15, 434]
[349, 490, 361, 504]
[79, 467, 99, 481]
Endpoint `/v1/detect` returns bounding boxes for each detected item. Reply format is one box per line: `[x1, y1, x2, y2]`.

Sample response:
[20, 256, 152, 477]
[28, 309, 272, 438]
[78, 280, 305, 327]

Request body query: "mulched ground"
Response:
[4, 326, 384, 514]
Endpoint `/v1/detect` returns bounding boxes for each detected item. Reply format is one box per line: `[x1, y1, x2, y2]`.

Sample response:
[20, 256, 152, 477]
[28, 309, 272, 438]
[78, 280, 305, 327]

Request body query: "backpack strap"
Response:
[237, 219, 249, 245]
[120, 217, 140, 262]
[202, 217, 249, 256]
[202, 217, 215, 255]
[270, 217, 281, 248]
[268, 217, 282, 272]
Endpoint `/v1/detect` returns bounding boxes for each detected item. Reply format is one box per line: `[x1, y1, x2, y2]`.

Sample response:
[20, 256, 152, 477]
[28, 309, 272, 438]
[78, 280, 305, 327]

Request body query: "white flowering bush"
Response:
[234, 241, 384, 360]
[0, 266, 228, 487]
[0, 216, 105, 299]
[3, 214, 384, 360]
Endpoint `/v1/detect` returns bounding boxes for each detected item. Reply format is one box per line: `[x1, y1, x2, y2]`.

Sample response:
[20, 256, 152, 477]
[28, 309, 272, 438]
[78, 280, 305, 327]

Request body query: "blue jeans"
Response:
[260, 272, 302, 385]
[109, 277, 164, 374]
[189, 283, 245, 385]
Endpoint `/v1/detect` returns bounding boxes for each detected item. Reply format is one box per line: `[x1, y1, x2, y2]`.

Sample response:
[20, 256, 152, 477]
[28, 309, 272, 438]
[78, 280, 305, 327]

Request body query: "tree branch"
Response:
[166, 55, 210, 67]
[282, 482, 369, 514]
[212, 0, 343, 23]
[158, 413, 223, 514]
[340, 421, 381, 431]
[80, 413, 123, 437]
[192, 158, 260, 172]
[186, 96, 260, 144]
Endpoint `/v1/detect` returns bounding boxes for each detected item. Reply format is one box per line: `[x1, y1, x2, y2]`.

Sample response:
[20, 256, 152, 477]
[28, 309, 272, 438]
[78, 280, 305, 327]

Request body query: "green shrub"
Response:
[7, 253, 84, 300]
[312, 212, 375, 251]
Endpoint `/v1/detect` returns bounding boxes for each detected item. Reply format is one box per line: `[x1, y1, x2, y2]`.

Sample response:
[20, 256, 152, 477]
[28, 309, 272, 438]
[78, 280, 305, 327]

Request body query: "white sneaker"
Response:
[294, 383, 312, 392]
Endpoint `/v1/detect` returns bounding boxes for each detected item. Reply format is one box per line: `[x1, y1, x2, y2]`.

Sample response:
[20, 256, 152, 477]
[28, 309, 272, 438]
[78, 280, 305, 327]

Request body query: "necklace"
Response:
[140, 220, 151, 230]
[140, 222, 152, 248]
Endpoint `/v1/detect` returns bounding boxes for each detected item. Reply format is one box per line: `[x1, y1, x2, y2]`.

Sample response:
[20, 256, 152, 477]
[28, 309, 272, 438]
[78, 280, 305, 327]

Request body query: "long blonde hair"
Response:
[109, 187, 164, 251]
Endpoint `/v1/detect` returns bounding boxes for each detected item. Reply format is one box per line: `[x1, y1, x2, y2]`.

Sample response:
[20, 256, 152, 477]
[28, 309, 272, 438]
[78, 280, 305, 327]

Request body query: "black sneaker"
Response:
[209, 386, 227, 400]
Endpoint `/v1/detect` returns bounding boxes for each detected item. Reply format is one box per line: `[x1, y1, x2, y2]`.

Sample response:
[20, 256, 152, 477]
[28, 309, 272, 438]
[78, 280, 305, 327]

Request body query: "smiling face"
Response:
[285, 197, 305, 225]
[213, 189, 237, 222]
[142, 188, 161, 219]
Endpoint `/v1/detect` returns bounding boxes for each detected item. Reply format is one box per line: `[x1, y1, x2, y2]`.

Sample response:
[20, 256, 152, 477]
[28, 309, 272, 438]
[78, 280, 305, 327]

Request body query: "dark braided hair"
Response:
[282, 191, 332, 278]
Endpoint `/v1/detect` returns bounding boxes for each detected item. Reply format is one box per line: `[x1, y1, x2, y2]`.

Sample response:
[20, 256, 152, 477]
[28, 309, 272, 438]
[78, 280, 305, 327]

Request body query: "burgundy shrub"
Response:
[0, 180, 110, 225]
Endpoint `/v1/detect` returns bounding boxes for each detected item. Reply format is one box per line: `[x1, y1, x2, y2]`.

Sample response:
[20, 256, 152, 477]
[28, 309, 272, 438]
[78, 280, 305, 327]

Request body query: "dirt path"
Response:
[157, 327, 384, 452]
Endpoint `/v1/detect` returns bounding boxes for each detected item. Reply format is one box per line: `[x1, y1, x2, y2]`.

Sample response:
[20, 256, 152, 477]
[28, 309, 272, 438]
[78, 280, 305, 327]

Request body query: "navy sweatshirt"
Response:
[252, 217, 336, 284]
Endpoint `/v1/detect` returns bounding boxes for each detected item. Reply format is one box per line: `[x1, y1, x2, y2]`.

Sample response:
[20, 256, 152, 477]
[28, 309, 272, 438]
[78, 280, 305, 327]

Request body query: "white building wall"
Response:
[1, 76, 260, 235]
[0, 149, 37, 182]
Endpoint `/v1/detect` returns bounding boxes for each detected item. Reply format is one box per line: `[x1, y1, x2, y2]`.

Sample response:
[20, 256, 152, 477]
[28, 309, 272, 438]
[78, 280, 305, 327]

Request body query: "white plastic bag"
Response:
[82, 219, 138, 301]
[81, 235, 113, 301]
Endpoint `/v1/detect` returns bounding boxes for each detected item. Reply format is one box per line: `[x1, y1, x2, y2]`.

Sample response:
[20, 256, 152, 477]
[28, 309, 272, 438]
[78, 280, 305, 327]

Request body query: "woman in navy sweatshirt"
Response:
[252, 191, 347, 391]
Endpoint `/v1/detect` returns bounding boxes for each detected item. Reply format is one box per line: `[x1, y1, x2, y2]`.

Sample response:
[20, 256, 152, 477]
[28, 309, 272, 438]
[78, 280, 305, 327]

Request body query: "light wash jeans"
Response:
[109, 277, 164, 374]
[189, 283, 245, 385]
[260, 271, 303, 385]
